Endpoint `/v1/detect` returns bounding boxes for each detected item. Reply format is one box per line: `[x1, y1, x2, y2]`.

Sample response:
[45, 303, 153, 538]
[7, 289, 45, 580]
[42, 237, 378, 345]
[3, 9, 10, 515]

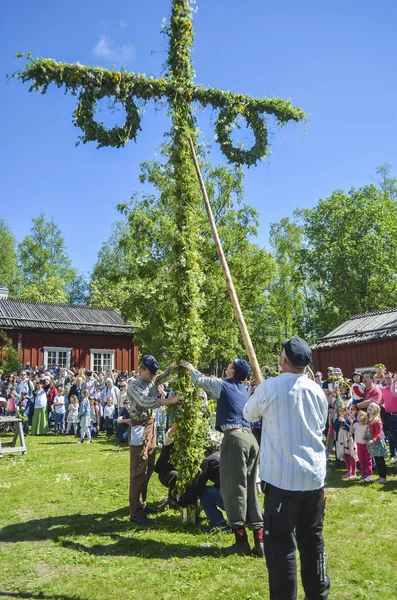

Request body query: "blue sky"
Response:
[2, 0, 397, 275]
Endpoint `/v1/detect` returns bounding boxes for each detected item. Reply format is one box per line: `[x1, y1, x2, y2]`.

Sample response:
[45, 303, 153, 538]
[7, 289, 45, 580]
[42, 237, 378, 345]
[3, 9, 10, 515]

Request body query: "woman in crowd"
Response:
[31, 379, 49, 435]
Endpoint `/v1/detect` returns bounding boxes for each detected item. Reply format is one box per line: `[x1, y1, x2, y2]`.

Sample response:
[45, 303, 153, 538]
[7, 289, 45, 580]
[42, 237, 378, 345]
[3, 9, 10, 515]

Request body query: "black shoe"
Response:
[221, 540, 251, 556]
[130, 515, 153, 526]
[251, 541, 265, 558]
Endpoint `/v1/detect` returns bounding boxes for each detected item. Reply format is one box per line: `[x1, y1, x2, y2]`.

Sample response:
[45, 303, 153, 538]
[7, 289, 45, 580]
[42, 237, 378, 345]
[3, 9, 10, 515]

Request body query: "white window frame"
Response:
[43, 347, 72, 369]
[90, 349, 115, 373]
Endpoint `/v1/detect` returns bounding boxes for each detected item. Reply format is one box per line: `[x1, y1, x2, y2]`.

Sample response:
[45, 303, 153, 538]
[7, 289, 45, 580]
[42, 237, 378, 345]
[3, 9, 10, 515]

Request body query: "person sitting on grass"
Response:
[178, 441, 231, 534]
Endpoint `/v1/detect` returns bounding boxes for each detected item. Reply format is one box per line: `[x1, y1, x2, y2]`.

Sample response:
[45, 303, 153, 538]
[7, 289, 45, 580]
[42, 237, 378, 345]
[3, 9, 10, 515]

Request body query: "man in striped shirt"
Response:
[127, 355, 179, 525]
[244, 336, 330, 600]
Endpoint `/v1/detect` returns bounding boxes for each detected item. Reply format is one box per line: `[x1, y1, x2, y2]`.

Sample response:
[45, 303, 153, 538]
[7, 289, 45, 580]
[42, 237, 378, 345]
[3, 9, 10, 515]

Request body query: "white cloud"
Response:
[118, 20, 128, 28]
[92, 36, 135, 64]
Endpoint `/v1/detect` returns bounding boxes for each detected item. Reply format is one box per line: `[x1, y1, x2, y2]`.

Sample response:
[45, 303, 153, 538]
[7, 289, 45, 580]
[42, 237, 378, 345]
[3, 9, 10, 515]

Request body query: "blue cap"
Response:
[141, 355, 160, 374]
[282, 337, 312, 367]
[233, 359, 251, 381]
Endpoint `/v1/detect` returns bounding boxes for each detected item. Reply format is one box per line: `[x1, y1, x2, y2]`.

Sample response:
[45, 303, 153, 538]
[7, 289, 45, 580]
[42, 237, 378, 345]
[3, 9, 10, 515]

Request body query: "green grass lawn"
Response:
[1, 433, 397, 600]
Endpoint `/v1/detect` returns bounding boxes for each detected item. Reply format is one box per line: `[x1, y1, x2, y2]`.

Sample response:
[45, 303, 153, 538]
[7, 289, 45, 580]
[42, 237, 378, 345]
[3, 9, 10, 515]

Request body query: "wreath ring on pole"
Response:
[73, 89, 142, 149]
[215, 105, 268, 167]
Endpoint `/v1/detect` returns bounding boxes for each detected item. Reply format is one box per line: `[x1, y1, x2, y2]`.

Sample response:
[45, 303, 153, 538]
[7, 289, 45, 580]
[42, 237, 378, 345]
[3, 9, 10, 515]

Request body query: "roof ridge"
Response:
[1, 297, 119, 312]
[349, 306, 397, 320]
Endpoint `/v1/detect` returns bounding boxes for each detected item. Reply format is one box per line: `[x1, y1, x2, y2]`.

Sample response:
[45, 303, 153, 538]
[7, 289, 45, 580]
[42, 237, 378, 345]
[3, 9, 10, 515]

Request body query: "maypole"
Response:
[9, 0, 305, 487]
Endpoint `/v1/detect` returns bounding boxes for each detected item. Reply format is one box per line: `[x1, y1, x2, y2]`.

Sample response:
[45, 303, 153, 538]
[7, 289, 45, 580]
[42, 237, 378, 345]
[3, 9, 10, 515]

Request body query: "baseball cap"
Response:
[282, 337, 312, 367]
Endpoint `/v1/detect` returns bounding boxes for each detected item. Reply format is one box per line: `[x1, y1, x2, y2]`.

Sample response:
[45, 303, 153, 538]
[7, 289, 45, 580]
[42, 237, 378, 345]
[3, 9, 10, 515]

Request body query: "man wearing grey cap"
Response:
[181, 358, 263, 557]
[244, 336, 330, 600]
[127, 355, 179, 526]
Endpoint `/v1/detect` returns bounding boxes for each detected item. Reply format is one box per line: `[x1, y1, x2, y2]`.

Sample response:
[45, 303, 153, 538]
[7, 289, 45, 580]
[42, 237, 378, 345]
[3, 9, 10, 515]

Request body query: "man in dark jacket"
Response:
[181, 358, 263, 556]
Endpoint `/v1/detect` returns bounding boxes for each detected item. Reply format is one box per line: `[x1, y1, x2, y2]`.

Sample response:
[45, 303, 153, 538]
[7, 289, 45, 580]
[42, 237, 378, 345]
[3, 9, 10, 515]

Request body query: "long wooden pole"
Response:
[188, 138, 263, 384]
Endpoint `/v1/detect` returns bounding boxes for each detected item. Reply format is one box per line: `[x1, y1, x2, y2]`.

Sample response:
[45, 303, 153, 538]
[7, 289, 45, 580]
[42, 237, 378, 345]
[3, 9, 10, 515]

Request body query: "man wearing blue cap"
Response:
[127, 355, 179, 525]
[181, 358, 264, 556]
[244, 336, 330, 600]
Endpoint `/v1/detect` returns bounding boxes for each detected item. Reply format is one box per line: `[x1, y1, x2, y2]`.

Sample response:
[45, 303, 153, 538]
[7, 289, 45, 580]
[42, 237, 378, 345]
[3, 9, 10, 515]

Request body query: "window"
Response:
[43, 347, 72, 369]
[90, 349, 115, 373]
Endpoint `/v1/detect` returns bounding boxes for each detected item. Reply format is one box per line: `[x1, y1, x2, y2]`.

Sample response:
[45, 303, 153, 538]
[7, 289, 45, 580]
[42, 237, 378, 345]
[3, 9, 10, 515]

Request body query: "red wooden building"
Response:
[0, 295, 138, 373]
[312, 307, 397, 376]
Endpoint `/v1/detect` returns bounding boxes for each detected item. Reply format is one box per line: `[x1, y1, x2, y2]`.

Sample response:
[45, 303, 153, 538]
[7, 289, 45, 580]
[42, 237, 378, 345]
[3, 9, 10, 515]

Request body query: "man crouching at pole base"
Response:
[244, 337, 330, 600]
[180, 358, 264, 557]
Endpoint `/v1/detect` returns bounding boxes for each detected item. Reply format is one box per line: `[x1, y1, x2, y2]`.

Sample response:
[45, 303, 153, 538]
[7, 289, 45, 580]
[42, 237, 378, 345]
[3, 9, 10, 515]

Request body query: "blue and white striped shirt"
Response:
[243, 373, 328, 491]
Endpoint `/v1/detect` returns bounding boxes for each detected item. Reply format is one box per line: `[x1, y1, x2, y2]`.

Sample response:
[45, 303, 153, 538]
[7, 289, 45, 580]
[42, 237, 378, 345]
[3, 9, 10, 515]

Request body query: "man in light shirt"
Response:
[244, 336, 330, 600]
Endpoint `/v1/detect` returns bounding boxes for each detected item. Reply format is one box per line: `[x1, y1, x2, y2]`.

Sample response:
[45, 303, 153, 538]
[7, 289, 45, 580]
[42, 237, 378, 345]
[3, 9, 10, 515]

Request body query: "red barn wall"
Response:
[312, 338, 397, 376]
[5, 330, 138, 372]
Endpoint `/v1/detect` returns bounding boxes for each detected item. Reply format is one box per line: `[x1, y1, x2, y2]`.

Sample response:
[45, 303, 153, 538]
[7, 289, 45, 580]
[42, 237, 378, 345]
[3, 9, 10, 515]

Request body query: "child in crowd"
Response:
[94, 399, 101, 434]
[334, 403, 357, 479]
[16, 400, 28, 433]
[351, 410, 372, 481]
[351, 372, 366, 407]
[366, 402, 388, 483]
[78, 389, 92, 444]
[52, 386, 66, 436]
[0, 397, 7, 418]
[17, 393, 30, 435]
[6, 391, 17, 416]
[89, 397, 100, 437]
[66, 395, 79, 436]
[103, 396, 115, 437]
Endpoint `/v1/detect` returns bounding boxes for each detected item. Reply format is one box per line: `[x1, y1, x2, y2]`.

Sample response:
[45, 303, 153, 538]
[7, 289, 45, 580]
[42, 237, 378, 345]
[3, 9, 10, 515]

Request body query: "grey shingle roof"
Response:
[0, 298, 135, 336]
[312, 307, 397, 349]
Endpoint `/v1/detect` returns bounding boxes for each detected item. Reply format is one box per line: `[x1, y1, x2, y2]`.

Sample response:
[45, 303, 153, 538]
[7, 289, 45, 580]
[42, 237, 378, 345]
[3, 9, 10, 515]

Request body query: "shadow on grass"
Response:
[0, 593, 82, 600]
[0, 507, 219, 558]
[59, 534, 218, 558]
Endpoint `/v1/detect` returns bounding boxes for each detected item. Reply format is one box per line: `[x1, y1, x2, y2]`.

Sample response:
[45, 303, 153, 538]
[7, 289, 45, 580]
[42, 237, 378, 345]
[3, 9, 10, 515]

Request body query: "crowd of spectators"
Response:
[314, 363, 397, 483]
[0, 363, 140, 444]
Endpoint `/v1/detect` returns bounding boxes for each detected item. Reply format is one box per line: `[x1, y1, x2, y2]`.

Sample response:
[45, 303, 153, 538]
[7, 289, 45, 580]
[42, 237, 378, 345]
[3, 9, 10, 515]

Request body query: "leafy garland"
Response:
[9, 49, 305, 164]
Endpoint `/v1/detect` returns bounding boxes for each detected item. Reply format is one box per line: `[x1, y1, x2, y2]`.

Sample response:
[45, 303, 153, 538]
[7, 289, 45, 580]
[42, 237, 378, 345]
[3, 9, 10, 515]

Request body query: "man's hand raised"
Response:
[161, 392, 180, 406]
[180, 359, 193, 370]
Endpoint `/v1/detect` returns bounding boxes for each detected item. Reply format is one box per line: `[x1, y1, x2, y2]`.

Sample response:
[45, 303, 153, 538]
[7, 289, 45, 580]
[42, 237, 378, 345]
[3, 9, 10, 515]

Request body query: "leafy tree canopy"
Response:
[18, 214, 76, 303]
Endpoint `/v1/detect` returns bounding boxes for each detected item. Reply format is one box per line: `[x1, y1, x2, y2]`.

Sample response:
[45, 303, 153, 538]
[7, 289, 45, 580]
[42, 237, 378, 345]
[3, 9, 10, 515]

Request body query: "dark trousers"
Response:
[374, 455, 387, 478]
[129, 419, 156, 518]
[263, 483, 330, 600]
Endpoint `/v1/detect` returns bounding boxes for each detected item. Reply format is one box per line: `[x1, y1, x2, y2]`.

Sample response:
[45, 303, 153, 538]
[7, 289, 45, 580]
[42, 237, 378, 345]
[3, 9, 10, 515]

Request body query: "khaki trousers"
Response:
[220, 429, 263, 530]
[129, 419, 156, 518]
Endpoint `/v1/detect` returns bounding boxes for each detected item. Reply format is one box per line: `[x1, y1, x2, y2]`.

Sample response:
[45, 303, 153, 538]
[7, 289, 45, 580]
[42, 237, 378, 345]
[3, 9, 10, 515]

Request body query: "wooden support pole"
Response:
[188, 138, 263, 385]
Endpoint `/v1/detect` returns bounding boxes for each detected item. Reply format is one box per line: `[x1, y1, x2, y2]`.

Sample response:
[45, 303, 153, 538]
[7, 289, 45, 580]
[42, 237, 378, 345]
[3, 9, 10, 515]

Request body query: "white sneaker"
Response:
[390, 456, 397, 463]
